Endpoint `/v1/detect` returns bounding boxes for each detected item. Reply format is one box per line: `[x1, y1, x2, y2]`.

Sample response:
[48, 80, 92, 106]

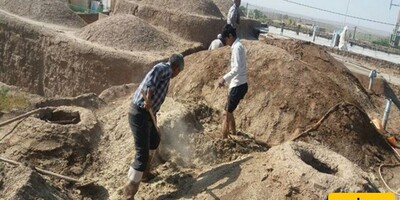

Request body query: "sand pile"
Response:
[1, 106, 99, 174]
[0, 165, 68, 199]
[131, 0, 223, 17]
[0, 0, 86, 28]
[236, 142, 378, 200]
[170, 39, 373, 146]
[297, 102, 397, 170]
[76, 14, 187, 52]
[212, 0, 245, 17]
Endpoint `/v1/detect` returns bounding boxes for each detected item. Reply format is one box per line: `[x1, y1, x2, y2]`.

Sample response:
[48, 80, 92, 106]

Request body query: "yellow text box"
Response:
[328, 193, 395, 200]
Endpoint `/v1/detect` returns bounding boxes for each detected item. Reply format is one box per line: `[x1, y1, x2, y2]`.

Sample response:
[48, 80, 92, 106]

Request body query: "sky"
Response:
[244, 0, 400, 33]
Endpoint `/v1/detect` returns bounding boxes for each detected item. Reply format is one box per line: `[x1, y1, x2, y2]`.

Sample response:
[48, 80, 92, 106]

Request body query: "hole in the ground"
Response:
[39, 110, 81, 125]
[298, 149, 337, 175]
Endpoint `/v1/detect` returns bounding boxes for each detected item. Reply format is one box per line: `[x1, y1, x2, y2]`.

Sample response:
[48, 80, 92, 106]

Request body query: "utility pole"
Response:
[390, 10, 400, 47]
[246, 3, 249, 18]
[344, 0, 351, 25]
[389, 1, 400, 46]
[353, 26, 357, 40]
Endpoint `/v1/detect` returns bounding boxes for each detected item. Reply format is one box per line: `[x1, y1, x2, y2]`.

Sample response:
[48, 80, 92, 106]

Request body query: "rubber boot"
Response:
[142, 150, 156, 183]
[124, 181, 140, 200]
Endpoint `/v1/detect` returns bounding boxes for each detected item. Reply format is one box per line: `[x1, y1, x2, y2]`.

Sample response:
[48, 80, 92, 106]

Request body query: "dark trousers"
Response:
[128, 104, 160, 172]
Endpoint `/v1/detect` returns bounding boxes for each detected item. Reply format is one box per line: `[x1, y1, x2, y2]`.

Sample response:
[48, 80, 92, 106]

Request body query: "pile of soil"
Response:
[0, 165, 68, 199]
[238, 142, 378, 200]
[0, 0, 86, 28]
[76, 14, 191, 52]
[170, 39, 374, 146]
[212, 0, 244, 17]
[297, 103, 397, 171]
[1, 33, 399, 199]
[130, 0, 224, 17]
[1, 106, 99, 175]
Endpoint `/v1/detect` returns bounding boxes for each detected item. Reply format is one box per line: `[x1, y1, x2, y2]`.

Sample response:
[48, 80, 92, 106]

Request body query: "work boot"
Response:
[123, 181, 140, 200]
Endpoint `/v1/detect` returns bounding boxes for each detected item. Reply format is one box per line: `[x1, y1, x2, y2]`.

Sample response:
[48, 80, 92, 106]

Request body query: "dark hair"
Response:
[221, 24, 236, 39]
[169, 53, 184, 71]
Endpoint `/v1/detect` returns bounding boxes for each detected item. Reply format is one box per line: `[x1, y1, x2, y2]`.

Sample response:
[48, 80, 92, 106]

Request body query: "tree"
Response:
[254, 9, 263, 20]
[240, 5, 247, 15]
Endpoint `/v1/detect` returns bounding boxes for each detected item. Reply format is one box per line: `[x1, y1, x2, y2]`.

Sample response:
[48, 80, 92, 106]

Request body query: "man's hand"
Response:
[144, 98, 151, 111]
[218, 78, 225, 88]
[141, 89, 152, 111]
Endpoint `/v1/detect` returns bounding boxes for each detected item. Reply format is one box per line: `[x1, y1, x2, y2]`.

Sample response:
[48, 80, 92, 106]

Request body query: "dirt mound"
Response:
[35, 93, 106, 109]
[170, 39, 373, 146]
[297, 103, 397, 170]
[157, 99, 268, 166]
[98, 83, 137, 103]
[1, 106, 99, 174]
[0, 165, 68, 199]
[0, 0, 86, 28]
[212, 0, 245, 17]
[130, 0, 223, 17]
[240, 141, 378, 200]
[76, 14, 187, 52]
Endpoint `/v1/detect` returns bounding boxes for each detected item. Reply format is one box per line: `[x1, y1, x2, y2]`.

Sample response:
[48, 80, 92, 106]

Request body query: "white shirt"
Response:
[223, 38, 247, 89]
[227, 4, 239, 29]
[339, 29, 348, 50]
[208, 39, 224, 50]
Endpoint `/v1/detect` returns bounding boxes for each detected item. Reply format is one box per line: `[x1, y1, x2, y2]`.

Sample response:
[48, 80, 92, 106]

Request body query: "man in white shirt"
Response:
[218, 24, 248, 139]
[208, 34, 225, 50]
[338, 26, 348, 51]
[227, 0, 241, 30]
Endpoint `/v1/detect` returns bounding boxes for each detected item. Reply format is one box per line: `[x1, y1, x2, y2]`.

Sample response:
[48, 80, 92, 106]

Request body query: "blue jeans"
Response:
[128, 104, 160, 171]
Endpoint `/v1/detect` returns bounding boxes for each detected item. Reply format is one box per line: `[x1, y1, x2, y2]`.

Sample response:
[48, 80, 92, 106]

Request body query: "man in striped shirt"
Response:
[124, 53, 184, 199]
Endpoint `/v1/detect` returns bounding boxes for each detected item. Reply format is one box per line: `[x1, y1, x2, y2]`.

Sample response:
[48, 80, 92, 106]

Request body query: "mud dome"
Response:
[76, 14, 194, 52]
[0, 0, 86, 28]
[1, 106, 99, 175]
[232, 142, 378, 200]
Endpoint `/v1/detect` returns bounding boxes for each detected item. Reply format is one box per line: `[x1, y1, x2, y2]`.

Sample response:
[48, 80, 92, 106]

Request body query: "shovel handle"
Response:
[141, 90, 160, 134]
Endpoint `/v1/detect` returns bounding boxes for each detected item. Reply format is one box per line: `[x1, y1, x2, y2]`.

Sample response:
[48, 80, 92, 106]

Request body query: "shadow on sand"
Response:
[157, 156, 253, 200]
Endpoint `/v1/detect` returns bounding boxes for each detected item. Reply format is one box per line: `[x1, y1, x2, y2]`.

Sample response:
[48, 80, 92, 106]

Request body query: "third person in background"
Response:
[208, 34, 225, 50]
[227, 0, 241, 30]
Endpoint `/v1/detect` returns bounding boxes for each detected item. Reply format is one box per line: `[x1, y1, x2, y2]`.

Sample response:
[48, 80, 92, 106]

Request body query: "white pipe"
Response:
[382, 99, 392, 130]
[368, 70, 377, 91]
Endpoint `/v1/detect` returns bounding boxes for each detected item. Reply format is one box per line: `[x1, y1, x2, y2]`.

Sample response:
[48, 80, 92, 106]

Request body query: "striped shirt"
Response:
[132, 62, 172, 113]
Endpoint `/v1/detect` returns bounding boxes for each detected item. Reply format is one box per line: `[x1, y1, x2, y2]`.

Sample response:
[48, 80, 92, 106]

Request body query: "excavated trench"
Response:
[37, 109, 81, 125]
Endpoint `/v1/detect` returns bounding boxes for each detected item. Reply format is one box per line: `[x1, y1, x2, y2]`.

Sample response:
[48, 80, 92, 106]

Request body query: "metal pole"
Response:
[382, 99, 392, 130]
[312, 26, 317, 42]
[368, 70, 377, 91]
[368, 78, 374, 91]
[344, 0, 350, 25]
[246, 3, 249, 18]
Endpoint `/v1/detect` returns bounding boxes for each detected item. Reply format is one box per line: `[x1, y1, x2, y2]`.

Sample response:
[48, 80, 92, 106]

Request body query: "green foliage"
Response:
[0, 87, 9, 99]
[240, 5, 247, 14]
[372, 38, 390, 47]
[0, 87, 28, 111]
[254, 9, 263, 19]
